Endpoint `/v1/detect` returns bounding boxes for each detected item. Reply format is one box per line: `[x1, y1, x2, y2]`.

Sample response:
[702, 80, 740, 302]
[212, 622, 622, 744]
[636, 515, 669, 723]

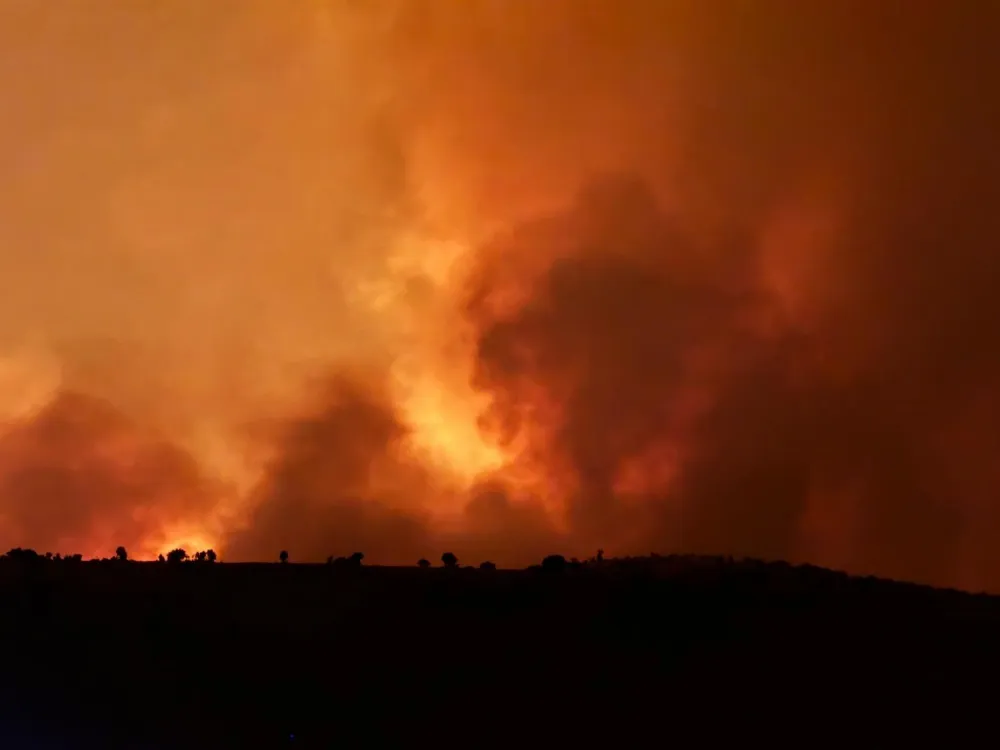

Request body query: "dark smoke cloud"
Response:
[224, 375, 435, 564]
[0, 391, 220, 556]
[449, 480, 563, 567]
[462, 168, 983, 588]
[454, 0, 1000, 588]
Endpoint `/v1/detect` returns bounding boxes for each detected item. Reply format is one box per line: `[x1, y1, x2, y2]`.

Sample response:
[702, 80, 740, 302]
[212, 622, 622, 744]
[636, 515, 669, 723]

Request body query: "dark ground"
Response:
[1, 555, 997, 748]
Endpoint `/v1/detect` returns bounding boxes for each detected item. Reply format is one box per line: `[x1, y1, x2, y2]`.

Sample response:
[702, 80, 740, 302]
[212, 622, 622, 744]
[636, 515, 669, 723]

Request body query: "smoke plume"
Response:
[1, 1, 999, 589]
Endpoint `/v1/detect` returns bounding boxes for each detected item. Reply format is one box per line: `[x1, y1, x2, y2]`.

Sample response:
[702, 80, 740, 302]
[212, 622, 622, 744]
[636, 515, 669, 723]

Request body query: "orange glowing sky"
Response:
[2, 1, 1000, 591]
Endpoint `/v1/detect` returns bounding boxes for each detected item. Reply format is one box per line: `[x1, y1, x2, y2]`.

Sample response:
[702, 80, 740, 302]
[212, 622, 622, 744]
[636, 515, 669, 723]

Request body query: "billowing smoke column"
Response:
[461, 176, 973, 588]
[224, 375, 436, 564]
[1, 1, 999, 590]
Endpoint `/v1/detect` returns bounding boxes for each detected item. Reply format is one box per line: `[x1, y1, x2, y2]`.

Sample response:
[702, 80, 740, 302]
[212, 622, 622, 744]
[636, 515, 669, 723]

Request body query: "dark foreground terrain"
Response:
[1, 554, 998, 747]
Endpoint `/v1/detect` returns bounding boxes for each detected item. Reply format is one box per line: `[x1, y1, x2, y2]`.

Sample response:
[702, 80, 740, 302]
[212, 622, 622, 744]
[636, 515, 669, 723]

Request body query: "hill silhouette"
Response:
[0, 549, 995, 746]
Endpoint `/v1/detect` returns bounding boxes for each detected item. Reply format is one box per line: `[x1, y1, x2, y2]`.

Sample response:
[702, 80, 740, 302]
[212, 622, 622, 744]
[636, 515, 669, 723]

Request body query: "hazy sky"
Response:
[1, 1, 999, 590]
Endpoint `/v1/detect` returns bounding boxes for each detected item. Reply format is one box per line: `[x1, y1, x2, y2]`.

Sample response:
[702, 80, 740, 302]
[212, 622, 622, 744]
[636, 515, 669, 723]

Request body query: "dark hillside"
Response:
[0, 554, 996, 747]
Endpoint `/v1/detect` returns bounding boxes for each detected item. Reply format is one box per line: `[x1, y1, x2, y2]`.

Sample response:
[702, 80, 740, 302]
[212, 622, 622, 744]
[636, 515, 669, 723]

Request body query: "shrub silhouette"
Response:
[5, 547, 40, 563]
[194, 551, 207, 563]
[417, 558, 431, 569]
[325, 554, 364, 570]
[479, 561, 497, 571]
[541, 555, 568, 573]
[279, 550, 289, 564]
[206, 549, 217, 563]
[5, 548, 44, 566]
[166, 549, 187, 564]
[441, 552, 458, 569]
[157, 554, 166, 563]
[115, 546, 128, 562]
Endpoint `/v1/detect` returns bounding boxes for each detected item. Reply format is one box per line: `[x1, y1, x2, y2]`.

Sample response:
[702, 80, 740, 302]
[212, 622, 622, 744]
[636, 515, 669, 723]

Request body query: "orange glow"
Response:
[1, 2, 999, 591]
[140, 528, 219, 561]
[397, 375, 507, 481]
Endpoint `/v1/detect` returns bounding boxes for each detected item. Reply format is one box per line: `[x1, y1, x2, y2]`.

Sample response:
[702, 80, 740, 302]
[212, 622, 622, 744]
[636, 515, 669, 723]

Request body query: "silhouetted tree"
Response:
[542, 554, 568, 573]
[157, 554, 165, 563]
[166, 548, 187, 564]
[194, 551, 207, 562]
[45, 552, 53, 560]
[348, 552, 364, 568]
[441, 552, 458, 568]
[5, 548, 40, 564]
[418, 558, 431, 569]
[53, 553, 62, 561]
[279, 550, 289, 564]
[479, 561, 497, 571]
[115, 546, 128, 562]
[597, 549, 605, 563]
[206, 549, 217, 563]
[67, 553, 83, 563]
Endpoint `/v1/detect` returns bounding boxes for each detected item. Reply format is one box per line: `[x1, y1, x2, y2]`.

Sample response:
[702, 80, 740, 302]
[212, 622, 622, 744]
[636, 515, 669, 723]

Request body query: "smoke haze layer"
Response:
[1, 1, 999, 589]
